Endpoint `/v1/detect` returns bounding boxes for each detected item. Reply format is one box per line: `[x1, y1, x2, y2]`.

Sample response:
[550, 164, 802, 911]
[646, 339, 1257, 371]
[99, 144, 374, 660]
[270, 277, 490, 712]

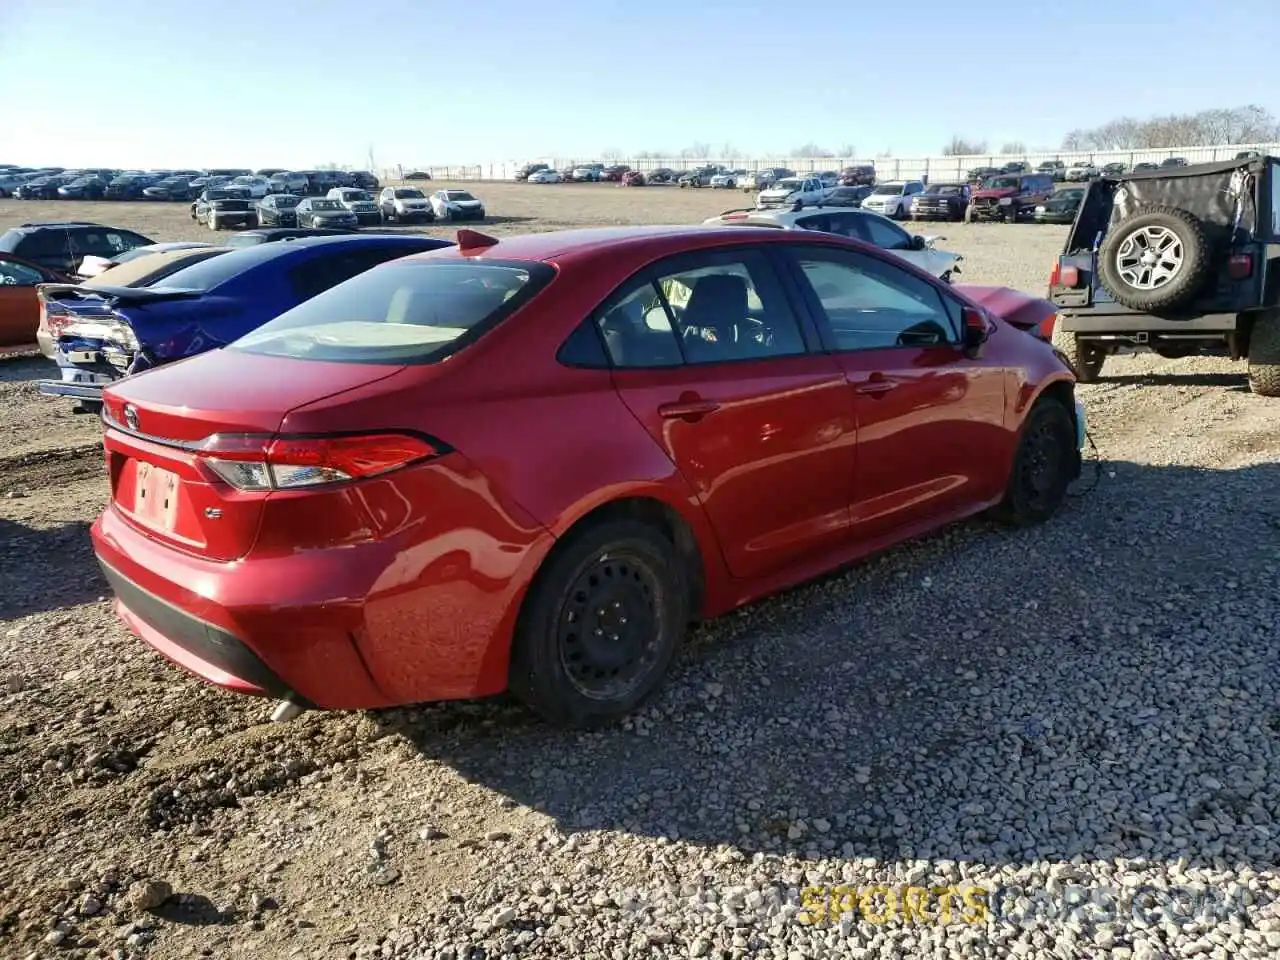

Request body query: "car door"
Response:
[777, 243, 1009, 539]
[595, 246, 857, 581]
[0, 255, 48, 347]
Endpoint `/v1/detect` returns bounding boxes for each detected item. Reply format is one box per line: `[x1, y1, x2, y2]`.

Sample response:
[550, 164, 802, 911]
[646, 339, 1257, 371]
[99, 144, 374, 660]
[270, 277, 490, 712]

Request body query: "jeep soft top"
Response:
[1048, 154, 1280, 395]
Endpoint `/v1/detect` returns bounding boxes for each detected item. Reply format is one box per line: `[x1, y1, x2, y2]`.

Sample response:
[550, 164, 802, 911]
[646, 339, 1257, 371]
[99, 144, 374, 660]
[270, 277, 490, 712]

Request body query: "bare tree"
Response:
[837, 143, 857, 158]
[600, 147, 622, 161]
[1000, 141, 1027, 155]
[942, 136, 988, 156]
[721, 143, 740, 161]
[679, 142, 711, 159]
[791, 142, 834, 157]
[1062, 105, 1280, 150]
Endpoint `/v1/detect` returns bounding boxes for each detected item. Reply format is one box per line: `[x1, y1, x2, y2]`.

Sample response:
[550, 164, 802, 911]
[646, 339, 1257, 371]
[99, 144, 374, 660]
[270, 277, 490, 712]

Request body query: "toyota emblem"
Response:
[123, 403, 139, 431]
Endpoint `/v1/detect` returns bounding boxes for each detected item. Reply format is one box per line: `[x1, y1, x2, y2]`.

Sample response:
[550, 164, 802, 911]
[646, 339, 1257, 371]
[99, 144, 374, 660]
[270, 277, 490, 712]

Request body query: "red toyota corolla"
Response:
[91, 225, 1084, 727]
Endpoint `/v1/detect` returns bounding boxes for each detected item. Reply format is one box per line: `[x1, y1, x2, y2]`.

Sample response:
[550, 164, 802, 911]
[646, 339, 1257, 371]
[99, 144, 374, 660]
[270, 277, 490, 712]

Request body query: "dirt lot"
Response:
[2, 185, 1279, 960]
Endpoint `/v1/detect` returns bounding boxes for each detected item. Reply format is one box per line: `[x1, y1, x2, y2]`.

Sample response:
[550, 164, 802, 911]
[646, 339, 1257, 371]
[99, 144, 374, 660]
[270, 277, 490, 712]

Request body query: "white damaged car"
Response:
[703, 205, 964, 281]
[429, 188, 486, 221]
[755, 175, 829, 209]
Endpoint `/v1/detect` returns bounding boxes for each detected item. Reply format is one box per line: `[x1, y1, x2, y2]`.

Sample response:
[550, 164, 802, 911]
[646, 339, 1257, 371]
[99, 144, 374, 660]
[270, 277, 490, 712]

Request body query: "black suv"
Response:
[0, 221, 155, 273]
[1048, 155, 1280, 395]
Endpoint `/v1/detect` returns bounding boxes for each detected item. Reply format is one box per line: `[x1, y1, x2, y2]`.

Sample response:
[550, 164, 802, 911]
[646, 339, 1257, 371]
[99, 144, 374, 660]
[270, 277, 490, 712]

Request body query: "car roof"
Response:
[82, 248, 228, 287]
[404, 224, 884, 270]
[11, 220, 109, 233]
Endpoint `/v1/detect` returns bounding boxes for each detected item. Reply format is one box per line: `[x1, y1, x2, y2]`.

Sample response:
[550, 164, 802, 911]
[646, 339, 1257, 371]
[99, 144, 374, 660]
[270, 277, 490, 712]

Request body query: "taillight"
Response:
[194, 432, 442, 491]
[1051, 264, 1080, 288]
[1227, 253, 1252, 281]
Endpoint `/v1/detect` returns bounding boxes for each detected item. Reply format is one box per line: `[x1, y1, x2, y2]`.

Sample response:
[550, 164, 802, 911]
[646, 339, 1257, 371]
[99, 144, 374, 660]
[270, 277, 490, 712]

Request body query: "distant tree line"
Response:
[612, 106, 1280, 162]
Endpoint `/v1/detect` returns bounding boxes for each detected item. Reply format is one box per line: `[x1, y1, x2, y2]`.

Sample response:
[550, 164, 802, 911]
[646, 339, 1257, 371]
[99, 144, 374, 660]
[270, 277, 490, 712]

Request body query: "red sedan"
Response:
[91, 225, 1084, 727]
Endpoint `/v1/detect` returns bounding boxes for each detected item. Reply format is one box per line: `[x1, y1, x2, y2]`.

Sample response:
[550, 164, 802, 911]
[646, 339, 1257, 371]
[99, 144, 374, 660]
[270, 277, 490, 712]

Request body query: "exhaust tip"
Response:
[270, 699, 306, 723]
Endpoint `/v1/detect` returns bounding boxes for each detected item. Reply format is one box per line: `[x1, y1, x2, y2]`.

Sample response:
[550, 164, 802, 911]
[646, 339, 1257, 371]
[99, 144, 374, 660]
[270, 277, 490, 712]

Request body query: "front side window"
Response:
[789, 247, 958, 351]
[595, 250, 808, 367]
[234, 260, 551, 364]
[859, 216, 912, 251]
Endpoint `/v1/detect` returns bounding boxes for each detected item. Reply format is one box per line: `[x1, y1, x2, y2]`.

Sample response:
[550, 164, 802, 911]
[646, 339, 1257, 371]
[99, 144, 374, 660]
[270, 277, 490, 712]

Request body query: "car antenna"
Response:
[456, 228, 499, 255]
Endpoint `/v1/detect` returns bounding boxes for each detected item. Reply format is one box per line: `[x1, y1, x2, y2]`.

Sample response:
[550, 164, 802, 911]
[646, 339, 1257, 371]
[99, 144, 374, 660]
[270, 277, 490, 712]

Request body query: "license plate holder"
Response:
[134, 462, 181, 530]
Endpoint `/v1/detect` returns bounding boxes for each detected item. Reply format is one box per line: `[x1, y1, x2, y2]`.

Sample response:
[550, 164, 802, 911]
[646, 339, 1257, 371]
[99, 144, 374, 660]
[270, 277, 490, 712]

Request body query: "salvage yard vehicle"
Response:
[36, 247, 232, 409]
[222, 227, 355, 248]
[255, 194, 302, 227]
[910, 182, 971, 221]
[823, 186, 872, 207]
[1037, 160, 1066, 181]
[142, 176, 196, 201]
[34, 235, 455, 408]
[1033, 186, 1085, 224]
[193, 188, 260, 231]
[526, 169, 563, 183]
[1048, 154, 1280, 395]
[679, 166, 725, 188]
[295, 198, 359, 230]
[429, 189, 486, 221]
[757, 175, 829, 210]
[327, 187, 383, 225]
[76, 241, 215, 280]
[965, 172, 1054, 223]
[378, 186, 434, 221]
[704, 206, 963, 280]
[0, 221, 155, 274]
[88, 224, 1082, 727]
[839, 165, 877, 186]
[0, 253, 72, 355]
[1065, 161, 1097, 182]
[859, 180, 925, 220]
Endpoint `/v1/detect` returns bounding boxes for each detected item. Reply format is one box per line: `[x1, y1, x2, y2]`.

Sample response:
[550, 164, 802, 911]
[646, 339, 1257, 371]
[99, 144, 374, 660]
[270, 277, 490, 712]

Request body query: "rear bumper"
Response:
[97, 557, 312, 704]
[38, 379, 107, 401]
[1058, 312, 1240, 334]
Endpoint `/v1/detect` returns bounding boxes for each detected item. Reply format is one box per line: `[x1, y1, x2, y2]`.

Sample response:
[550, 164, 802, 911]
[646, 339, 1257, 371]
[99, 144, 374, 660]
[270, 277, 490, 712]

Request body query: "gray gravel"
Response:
[1, 194, 1278, 960]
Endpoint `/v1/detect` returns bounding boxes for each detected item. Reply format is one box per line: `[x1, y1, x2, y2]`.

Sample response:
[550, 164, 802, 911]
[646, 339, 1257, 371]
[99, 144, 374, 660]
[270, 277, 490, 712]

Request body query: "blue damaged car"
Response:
[36, 233, 453, 409]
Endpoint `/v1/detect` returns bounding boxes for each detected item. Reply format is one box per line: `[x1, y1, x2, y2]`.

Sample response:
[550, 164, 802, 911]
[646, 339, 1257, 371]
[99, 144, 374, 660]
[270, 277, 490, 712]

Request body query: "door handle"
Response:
[658, 399, 721, 421]
[855, 376, 899, 396]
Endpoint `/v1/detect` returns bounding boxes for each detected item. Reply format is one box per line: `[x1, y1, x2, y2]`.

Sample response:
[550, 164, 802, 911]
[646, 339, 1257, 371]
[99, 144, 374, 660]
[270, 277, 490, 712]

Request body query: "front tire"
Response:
[990, 398, 1078, 526]
[1051, 320, 1105, 383]
[208, 214, 219, 231]
[509, 518, 689, 728]
[1247, 309, 1280, 397]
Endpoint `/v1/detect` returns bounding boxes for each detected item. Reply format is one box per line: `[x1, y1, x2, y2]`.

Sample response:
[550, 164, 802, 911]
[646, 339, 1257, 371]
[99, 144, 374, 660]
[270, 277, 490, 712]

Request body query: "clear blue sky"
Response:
[2, 0, 1276, 169]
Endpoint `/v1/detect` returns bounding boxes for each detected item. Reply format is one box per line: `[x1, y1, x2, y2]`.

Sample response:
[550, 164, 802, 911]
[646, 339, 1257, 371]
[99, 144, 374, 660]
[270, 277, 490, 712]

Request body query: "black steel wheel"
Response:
[510, 518, 688, 727]
[990, 399, 1077, 526]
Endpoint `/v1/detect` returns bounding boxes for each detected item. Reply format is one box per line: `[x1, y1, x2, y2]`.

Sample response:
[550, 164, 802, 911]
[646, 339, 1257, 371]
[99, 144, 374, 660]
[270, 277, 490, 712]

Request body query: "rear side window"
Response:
[232, 260, 554, 364]
[287, 245, 429, 300]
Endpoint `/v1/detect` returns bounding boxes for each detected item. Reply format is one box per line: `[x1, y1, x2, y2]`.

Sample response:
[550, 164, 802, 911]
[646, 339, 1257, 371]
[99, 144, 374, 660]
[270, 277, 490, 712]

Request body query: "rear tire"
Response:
[1247, 309, 1280, 397]
[509, 518, 688, 728]
[1051, 320, 1105, 383]
[990, 398, 1077, 526]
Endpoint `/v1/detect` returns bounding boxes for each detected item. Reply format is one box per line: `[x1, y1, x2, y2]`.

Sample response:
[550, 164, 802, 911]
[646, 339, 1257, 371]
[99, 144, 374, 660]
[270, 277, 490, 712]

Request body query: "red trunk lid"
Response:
[101, 349, 406, 560]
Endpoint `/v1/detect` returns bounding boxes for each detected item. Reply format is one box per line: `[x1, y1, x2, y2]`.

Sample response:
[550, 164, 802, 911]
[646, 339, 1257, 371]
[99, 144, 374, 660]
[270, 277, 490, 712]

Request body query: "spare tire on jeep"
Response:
[1097, 205, 1212, 312]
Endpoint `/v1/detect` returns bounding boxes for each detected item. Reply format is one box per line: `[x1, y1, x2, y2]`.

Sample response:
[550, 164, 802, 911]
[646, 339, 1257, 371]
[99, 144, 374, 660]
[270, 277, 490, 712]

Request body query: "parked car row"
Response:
[0, 165, 381, 202]
[185, 185, 488, 232]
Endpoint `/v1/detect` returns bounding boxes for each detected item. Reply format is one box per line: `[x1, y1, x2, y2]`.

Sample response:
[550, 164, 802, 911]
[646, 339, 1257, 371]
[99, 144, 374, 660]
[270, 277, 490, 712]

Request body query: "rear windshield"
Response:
[230, 260, 554, 364]
[148, 243, 293, 290]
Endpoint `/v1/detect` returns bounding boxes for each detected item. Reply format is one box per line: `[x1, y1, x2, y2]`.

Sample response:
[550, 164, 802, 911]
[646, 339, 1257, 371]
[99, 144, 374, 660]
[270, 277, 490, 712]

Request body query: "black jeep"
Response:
[1048, 155, 1280, 396]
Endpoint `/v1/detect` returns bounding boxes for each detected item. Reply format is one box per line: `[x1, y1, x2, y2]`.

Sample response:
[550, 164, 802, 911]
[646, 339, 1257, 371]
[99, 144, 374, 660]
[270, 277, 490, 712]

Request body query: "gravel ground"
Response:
[2, 186, 1279, 960]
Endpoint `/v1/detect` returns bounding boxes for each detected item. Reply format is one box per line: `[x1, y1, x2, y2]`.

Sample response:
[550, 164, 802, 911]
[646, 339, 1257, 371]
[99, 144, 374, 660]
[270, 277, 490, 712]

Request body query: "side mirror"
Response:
[961, 307, 989, 357]
[910, 235, 927, 251]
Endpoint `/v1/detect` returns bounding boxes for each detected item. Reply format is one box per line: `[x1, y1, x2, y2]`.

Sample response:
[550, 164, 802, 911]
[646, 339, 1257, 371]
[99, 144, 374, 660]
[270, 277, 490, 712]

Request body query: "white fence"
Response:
[383, 141, 1279, 184]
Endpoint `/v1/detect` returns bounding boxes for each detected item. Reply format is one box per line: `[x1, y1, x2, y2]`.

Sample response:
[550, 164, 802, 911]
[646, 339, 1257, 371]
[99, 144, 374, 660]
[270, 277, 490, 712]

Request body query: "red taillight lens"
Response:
[195, 432, 442, 491]
[1227, 253, 1252, 280]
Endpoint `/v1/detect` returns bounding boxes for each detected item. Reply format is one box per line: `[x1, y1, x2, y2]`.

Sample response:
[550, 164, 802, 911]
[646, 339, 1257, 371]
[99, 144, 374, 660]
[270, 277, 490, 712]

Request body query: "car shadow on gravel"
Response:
[382, 459, 1280, 873]
[1100, 371, 1251, 390]
[0, 517, 104, 618]
[0, 355, 51, 385]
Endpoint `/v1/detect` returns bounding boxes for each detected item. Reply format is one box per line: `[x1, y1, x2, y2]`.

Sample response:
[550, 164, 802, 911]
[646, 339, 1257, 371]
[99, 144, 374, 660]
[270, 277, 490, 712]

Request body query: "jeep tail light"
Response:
[1050, 263, 1080, 288]
[1227, 253, 1252, 281]
[194, 432, 443, 491]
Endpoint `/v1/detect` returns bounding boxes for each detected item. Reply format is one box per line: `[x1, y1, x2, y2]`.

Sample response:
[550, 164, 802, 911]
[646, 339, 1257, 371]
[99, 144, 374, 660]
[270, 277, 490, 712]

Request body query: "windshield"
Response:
[231, 262, 549, 364]
[982, 176, 1020, 189]
[872, 184, 904, 195]
[394, 189, 424, 199]
[1056, 189, 1085, 200]
[342, 190, 372, 201]
[925, 184, 963, 195]
[446, 191, 476, 201]
[772, 178, 802, 191]
[310, 199, 342, 210]
[273, 195, 301, 207]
